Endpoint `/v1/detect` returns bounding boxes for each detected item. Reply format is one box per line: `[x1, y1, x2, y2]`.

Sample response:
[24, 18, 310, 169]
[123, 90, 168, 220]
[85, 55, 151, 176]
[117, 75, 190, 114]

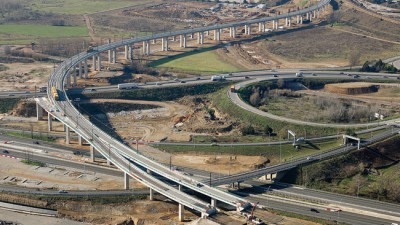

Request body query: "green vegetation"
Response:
[0, 98, 20, 113]
[360, 59, 399, 73]
[6, 132, 56, 142]
[156, 139, 342, 161]
[70, 82, 232, 101]
[149, 48, 241, 74]
[0, 24, 88, 39]
[29, 0, 148, 14]
[211, 87, 337, 138]
[281, 135, 400, 203]
[21, 160, 46, 167]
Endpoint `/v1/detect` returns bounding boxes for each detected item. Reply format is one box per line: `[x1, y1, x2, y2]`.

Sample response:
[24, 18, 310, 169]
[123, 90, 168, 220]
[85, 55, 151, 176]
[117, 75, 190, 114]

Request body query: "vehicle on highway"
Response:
[312, 73, 317, 76]
[180, 81, 186, 83]
[51, 87, 59, 101]
[196, 77, 201, 80]
[196, 183, 203, 187]
[211, 75, 226, 81]
[295, 72, 303, 77]
[91, 89, 96, 91]
[353, 75, 360, 78]
[273, 74, 278, 77]
[73, 151, 81, 155]
[39, 86, 47, 92]
[58, 190, 68, 194]
[33, 141, 40, 145]
[2, 150, 9, 154]
[118, 83, 138, 90]
[155, 82, 162, 85]
[245, 76, 250, 79]
[339, 72, 344, 75]
[174, 78, 180, 82]
[306, 156, 313, 160]
[8, 94, 14, 96]
[397, 77, 400, 80]
[296, 137, 305, 142]
[383, 76, 388, 78]
[310, 208, 319, 213]
[347, 73, 352, 76]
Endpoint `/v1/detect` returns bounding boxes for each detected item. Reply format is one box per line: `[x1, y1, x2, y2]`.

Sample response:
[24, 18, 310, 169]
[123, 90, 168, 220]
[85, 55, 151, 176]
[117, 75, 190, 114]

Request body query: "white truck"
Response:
[211, 75, 226, 81]
[295, 72, 303, 77]
[117, 83, 138, 90]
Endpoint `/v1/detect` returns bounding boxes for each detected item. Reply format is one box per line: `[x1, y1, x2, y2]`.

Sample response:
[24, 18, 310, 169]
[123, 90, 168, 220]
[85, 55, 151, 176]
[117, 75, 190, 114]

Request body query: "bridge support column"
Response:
[211, 198, 217, 208]
[108, 39, 112, 63]
[107, 159, 111, 166]
[78, 62, 82, 78]
[300, 16, 303, 24]
[84, 59, 88, 78]
[152, 39, 156, 44]
[190, 33, 194, 39]
[128, 46, 133, 62]
[73, 66, 77, 87]
[143, 41, 146, 54]
[112, 49, 116, 63]
[288, 18, 291, 27]
[247, 24, 251, 35]
[178, 203, 184, 222]
[97, 55, 101, 71]
[309, 13, 313, 22]
[244, 25, 248, 34]
[149, 188, 154, 200]
[92, 56, 97, 71]
[317, 9, 320, 18]
[232, 27, 236, 38]
[162, 37, 168, 51]
[172, 36, 176, 42]
[65, 126, 70, 145]
[78, 135, 83, 146]
[306, 12, 309, 20]
[197, 32, 201, 44]
[146, 41, 151, 55]
[285, 17, 288, 26]
[313, 10, 316, 18]
[90, 145, 95, 162]
[48, 114, 52, 131]
[258, 22, 262, 32]
[124, 172, 129, 190]
[36, 103, 44, 121]
[124, 45, 129, 60]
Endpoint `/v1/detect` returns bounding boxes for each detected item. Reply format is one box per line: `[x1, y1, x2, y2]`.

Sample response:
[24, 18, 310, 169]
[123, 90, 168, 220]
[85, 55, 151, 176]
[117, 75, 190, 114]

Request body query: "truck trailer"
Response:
[118, 83, 138, 90]
[211, 75, 226, 81]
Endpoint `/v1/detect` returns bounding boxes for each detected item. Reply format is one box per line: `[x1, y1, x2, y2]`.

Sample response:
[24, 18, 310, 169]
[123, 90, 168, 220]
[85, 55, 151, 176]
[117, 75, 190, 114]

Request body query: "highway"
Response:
[2, 139, 400, 224]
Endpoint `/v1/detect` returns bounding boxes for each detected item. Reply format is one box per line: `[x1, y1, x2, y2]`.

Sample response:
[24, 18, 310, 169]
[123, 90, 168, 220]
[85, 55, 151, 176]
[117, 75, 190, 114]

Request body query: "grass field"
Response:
[0, 24, 88, 39]
[29, 0, 150, 14]
[156, 139, 342, 163]
[150, 48, 242, 74]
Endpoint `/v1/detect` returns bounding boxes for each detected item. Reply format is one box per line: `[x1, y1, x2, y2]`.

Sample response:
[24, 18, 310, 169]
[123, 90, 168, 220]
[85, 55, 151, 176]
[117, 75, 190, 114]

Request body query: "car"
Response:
[8, 94, 15, 96]
[155, 82, 162, 85]
[91, 89, 96, 91]
[58, 190, 68, 194]
[383, 76, 388, 78]
[2, 150, 9, 154]
[228, 73, 233, 76]
[397, 77, 400, 80]
[174, 78, 180, 81]
[306, 156, 313, 160]
[196, 77, 201, 80]
[310, 208, 319, 213]
[180, 81, 186, 83]
[73, 151, 81, 155]
[245, 76, 250, 79]
[312, 73, 317, 76]
[33, 141, 40, 145]
[347, 73, 352, 76]
[353, 75, 360, 78]
[196, 183, 203, 187]
[339, 72, 344, 75]
[273, 75, 278, 77]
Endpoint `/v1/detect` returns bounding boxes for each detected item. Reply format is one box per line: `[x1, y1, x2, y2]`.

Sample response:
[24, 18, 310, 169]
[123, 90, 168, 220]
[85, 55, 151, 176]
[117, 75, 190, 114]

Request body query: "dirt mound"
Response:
[325, 82, 379, 95]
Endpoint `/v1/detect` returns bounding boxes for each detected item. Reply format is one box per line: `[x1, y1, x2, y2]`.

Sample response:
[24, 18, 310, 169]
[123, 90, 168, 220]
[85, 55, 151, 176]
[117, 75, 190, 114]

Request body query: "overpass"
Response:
[35, 0, 332, 221]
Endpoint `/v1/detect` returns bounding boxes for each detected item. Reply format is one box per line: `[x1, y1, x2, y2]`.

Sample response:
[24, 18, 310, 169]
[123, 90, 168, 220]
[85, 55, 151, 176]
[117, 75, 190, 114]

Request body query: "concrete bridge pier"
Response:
[309, 13, 313, 22]
[190, 33, 194, 39]
[244, 25, 248, 35]
[306, 12, 310, 20]
[313, 10, 316, 18]
[162, 37, 169, 51]
[107, 39, 112, 63]
[172, 36, 176, 42]
[288, 17, 291, 27]
[200, 32, 204, 44]
[211, 198, 217, 208]
[142, 41, 146, 54]
[73, 66, 77, 87]
[124, 172, 129, 190]
[128, 46, 133, 62]
[65, 126, 70, 144]
[152, 39, 156, 44]
[36, 103, 44, 121]
[112, 49, 116, 63]
[78, 62, 82, 78]
[247, 24, 251, 35]
[66, 70, 71, 88]
[317, 9, 320, 18]
[97, 55, 101, 71]
[146, 41, 151, 55]
[84, 59, 88, 78]
[78, 135, 83, 146]
[149, 188, 154, 200]
[124, 45, 129, 60]
[90, 145, 95, 162]
[178, 203, 184, 222]
[300, 16, 303, 24]
[197, 32, 201, 44]
[232, 27, 236, 38]
[92, 56, 97, 71]
[48, 114, 53, 131]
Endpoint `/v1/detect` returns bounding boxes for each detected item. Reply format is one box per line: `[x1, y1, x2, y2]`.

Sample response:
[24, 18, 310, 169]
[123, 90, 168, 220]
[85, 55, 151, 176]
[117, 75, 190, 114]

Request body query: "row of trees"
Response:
[360, 59, 399, 73]
[241, 124, 273, 136]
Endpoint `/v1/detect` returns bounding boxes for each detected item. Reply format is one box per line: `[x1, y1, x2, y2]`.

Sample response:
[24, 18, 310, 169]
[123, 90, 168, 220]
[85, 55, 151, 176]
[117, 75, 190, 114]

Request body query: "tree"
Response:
[264, 125, 273, 136]
[348, 51, 361, 70]
[241, 124, 255, 136]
